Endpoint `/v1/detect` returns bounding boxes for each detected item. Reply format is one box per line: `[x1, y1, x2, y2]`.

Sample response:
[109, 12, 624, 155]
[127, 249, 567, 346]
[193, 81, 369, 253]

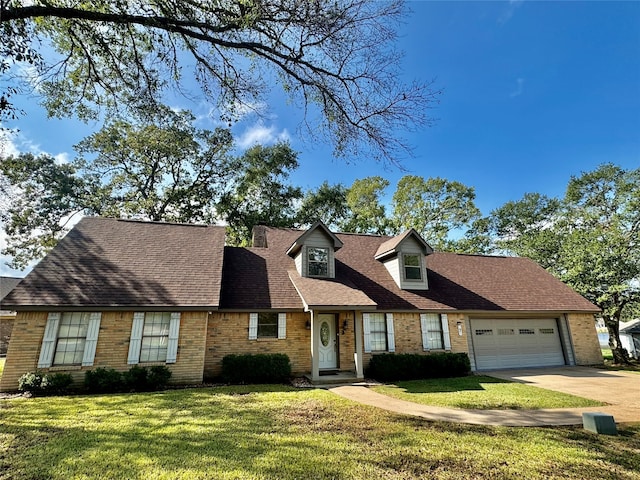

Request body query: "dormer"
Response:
[375, 229, 433, 290]
[287, 221, 343, 279]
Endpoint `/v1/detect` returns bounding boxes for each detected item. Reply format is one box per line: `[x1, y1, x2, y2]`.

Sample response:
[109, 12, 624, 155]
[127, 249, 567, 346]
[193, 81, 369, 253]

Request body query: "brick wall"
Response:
[0, 310, 208, 392]
[567, 312, 603, 365]
[361, 312, 468, 371]
[0, 315, 14, 355]
[204, 311, 312, 379]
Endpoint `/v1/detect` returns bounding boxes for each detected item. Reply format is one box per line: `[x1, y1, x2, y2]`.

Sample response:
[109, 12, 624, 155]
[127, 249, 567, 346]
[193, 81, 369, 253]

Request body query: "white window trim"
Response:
[420, 313, 452, 351]
[249, 312, 287, 340]
[38, 312, 102, 368]
[307, 246, 330, 277]
[402, 254, 423, 281]
[128, 312, 180, 365]
[362, 313, 395, 353]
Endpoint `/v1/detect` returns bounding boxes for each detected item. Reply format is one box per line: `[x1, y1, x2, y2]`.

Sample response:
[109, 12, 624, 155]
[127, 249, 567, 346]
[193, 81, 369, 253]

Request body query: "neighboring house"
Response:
[0, 217, 603, 392]
[0, 277, 22, 356]
[620, 320, 640, 359]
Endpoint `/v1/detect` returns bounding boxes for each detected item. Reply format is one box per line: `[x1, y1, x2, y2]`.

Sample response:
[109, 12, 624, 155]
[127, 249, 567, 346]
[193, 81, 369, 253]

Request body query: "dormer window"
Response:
[308, 247, 329, 277]
[403, 254, 422, 281]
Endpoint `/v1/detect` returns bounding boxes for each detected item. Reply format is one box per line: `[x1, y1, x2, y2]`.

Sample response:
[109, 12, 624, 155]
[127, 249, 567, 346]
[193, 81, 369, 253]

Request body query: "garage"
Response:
[470, 318, 566, 370]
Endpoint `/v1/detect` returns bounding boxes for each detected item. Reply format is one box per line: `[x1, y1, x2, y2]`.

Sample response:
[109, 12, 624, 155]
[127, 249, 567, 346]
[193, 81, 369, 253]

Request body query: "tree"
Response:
[340, 176, 391, 235]
[217, 142, 302, 246]
[487, 164, 640, 364]
[1, 1, 440, 164]
[0, 106, 235, 268]
[296, 182, 349, 230]
[391, 175, 481, 251]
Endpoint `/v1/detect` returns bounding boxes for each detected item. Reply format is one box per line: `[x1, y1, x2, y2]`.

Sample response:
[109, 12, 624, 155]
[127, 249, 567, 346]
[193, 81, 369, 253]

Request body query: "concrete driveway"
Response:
[329, 366, 640, 426]
[486, 366, 640, 423]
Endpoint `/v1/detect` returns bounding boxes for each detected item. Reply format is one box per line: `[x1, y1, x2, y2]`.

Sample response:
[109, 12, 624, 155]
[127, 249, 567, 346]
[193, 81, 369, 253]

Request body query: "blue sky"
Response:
[1, 1, 639, 275]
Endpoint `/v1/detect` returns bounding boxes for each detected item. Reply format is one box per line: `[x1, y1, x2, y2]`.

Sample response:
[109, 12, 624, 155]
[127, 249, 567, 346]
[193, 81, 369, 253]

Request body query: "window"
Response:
[248, 313, 286, 340]
[539, 328, 555, 334]
[128, 312, 180, 365]
[498, 328, 515, 335]
[519, 328, 535, 335]
[38, 312, 102, 368]
[475, 329, 493, 336]
[258, 312, 278, 338]
[369, 313, 388, 351]
[140, 312, 171, 362]
[53, 312, 90, 365]
[403, 254, 422, 280]
[308, 247, 329, 276]
[421, 313, 444, 349]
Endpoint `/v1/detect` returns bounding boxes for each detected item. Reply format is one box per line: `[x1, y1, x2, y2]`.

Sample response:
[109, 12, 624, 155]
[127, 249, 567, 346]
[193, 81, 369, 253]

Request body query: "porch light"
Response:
[341, 319, 348, 335]
[305, 319, 311, 330]
[457, 321, 463, 336]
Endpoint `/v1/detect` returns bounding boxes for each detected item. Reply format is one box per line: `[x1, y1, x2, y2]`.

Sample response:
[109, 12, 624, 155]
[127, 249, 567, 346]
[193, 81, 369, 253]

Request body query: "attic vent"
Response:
[252, 225, 268, 248]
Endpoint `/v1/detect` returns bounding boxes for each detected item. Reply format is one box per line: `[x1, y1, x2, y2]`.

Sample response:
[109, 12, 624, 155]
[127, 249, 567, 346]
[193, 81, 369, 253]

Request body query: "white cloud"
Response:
[509, 78, 525, 98]
[236, 122, 291, 149]
[0, 128, 20, 157]
[54, 152, 71, 164]
[499, 0, 524, 24]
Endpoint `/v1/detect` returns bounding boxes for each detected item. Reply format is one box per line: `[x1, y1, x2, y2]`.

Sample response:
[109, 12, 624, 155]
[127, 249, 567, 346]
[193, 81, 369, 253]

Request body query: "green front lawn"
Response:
[1, 386, 638, 479]
[371, 376, 604, 410]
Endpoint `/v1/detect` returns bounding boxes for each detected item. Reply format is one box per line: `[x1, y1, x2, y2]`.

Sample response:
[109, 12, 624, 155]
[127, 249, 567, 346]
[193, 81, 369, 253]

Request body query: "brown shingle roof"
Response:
[219, 226, 599, 313]
[288, 271, 376, 309]
[3, 217, 226, 309]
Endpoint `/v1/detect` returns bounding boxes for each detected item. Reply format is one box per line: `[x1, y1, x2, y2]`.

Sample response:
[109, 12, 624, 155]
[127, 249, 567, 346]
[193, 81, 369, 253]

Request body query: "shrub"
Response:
[221, 353, 291, 384]
[365, 352, 471, 382]
[123, 365, 172, 391]
[84, 367, 123, 393]
[18, 371, 74, 396]
[147, 365, 172, 391]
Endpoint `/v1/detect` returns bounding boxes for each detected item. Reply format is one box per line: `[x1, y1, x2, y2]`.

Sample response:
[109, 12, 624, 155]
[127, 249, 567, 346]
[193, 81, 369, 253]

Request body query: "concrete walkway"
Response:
[328, 367, 640, 427]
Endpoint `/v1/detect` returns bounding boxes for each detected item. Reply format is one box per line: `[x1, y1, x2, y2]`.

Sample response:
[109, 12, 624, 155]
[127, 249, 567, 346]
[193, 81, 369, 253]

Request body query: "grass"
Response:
[371, 376, 604, 410]
[1, 386, 638, 480]
[601, 348, 640, 373]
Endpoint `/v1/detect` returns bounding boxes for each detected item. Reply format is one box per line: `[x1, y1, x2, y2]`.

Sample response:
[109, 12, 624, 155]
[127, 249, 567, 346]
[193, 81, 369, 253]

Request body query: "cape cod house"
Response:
[0, 217, 602, 392]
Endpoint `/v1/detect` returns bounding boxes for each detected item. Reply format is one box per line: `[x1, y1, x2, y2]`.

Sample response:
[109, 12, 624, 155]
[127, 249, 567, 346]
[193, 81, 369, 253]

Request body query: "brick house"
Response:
[0, 217, 602, 392]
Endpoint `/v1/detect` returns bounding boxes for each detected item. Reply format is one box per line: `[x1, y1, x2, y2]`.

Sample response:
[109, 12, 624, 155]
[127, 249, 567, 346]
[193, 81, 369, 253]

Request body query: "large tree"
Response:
[1, 0, 440, 164]
[0, 106, 235, 268]
[391, 175, 481, 251]
[296, 182, 349, 230]
[487, 164, 640, 364]
[217, 142, 302, 246]
[340, 176, 391, 235]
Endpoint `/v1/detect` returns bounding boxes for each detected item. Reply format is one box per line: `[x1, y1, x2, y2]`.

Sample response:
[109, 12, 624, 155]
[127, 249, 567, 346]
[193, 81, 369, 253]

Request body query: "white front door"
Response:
[318, 313, 337, 369]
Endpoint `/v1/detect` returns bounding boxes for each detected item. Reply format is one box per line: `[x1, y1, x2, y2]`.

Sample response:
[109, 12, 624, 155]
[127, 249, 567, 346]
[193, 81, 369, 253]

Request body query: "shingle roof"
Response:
[3, 217, 226, 309]
[288, 271, 376, 309]
[374, 228, 433, 260]
[219, 226, 599, 313]
[1, 277, 22, 302]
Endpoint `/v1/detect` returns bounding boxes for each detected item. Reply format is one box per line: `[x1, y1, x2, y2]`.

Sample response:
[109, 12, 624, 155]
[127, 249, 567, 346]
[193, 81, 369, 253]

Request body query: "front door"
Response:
[318, 313, 338, 369]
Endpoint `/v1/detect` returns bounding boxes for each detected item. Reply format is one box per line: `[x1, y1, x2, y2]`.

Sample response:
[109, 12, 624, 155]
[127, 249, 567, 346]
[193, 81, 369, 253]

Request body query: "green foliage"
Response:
[2, 1, 438, 164]
[218, 143, 302, 245]
[122, 365, 172, 392]
[85, 365, 172, 393]
[487, 164, 640, 364]
[84, 367, 123, 394]
[341, 176, 391, 234]
[17, 371, 74, 396]
[365, 353, 471, 382]
[391, 175, 481, 250]
[297, 181, 349, 229]
[221, 353, 292, 384]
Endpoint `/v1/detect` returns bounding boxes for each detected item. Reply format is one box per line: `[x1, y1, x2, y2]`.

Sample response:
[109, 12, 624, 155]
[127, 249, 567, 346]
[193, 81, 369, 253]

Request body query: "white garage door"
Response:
[471, 318, 565, 370]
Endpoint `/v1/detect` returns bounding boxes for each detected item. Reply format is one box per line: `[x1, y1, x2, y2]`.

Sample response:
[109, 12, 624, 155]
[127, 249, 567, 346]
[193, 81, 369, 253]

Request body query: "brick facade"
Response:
[204, 312, 312, 379]
[567, 312, 603, 365]
[0, 310, 208, 392]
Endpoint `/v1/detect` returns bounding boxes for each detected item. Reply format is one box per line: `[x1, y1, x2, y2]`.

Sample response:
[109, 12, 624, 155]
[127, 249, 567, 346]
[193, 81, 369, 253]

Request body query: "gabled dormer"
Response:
[286, 221, 343, 279]
[375, 229, 433, 290]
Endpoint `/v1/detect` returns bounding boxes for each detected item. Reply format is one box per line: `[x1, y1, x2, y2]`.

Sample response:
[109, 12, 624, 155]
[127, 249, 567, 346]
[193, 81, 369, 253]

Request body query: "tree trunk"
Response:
[603, 314, 630, 364]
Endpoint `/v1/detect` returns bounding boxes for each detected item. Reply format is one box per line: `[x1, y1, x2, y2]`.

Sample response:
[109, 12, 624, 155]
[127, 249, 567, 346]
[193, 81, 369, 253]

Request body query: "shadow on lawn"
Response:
[394, 375, 512, 394]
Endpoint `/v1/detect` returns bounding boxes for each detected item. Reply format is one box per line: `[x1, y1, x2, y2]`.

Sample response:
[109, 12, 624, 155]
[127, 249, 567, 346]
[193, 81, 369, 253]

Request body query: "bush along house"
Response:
[0, 217, 603, 391]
